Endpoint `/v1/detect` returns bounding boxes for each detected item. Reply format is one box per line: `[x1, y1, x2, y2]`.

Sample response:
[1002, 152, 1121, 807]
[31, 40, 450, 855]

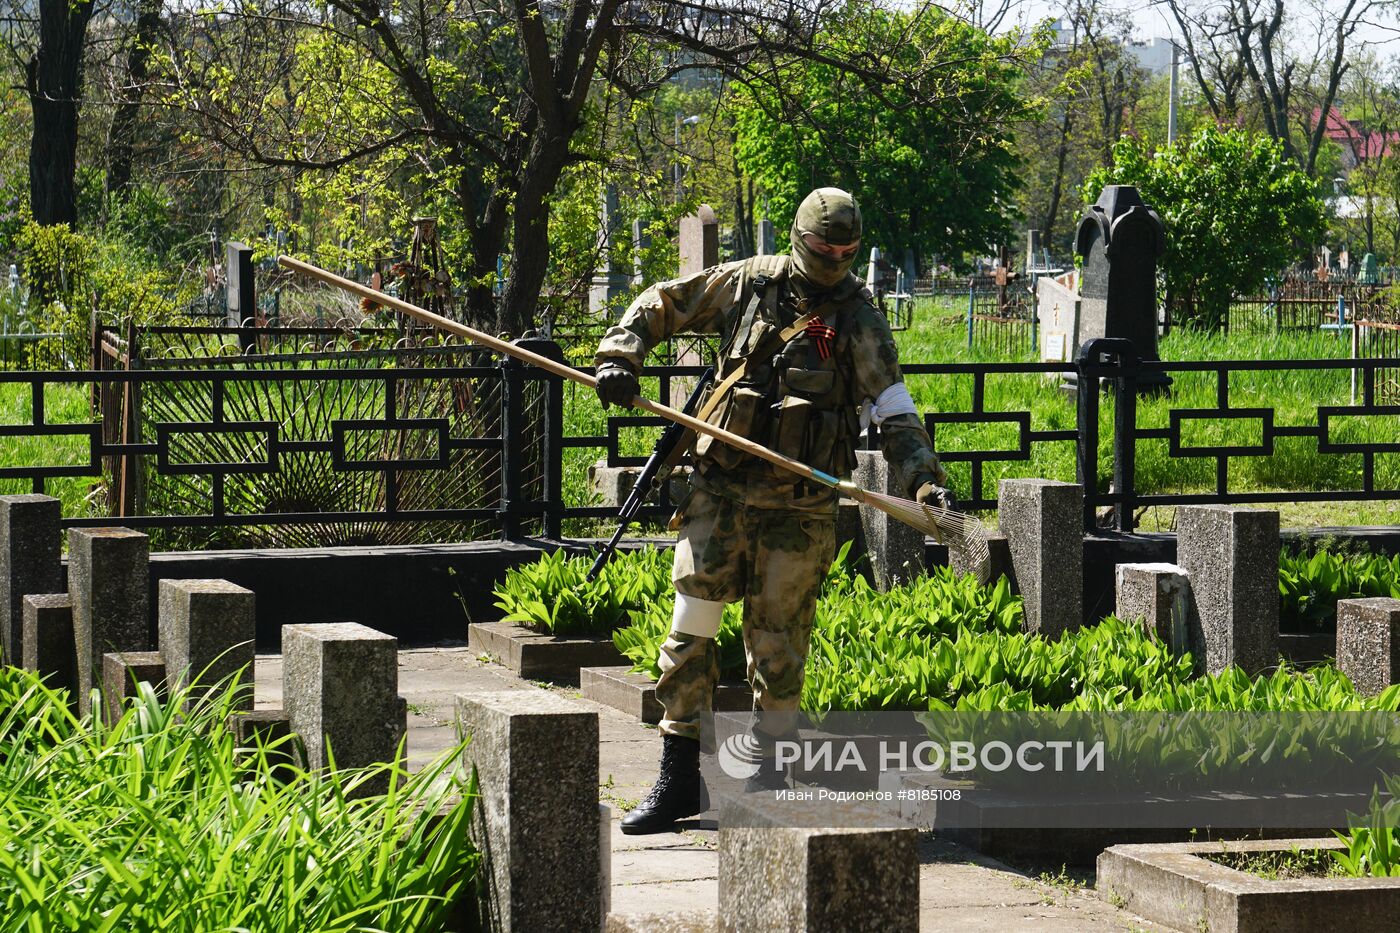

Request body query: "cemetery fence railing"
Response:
[5, 331, 1400, 543]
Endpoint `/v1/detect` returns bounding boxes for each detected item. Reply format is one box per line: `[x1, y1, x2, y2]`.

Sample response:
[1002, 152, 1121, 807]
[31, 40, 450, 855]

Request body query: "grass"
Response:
[7, 299, 1400, 539]
[886, 301, 1400, 524]
[0, 665, 480, 931]
[1200, 845, 1346, 880]
[0, 380, 97, 520]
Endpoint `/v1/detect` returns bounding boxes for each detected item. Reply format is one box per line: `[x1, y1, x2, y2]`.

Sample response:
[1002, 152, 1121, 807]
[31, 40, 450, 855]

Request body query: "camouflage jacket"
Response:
[595, 255, 948, 510]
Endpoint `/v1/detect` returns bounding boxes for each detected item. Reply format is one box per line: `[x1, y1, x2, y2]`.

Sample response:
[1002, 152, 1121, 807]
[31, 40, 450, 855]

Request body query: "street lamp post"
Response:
[674, 113, 701, 202]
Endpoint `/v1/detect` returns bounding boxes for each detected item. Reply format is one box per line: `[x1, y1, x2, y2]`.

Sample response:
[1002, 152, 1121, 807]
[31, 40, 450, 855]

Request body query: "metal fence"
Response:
[9, 330, 1400, 542]
[1077, 338, 1400, 532]
[1228, 276, 1388, 334]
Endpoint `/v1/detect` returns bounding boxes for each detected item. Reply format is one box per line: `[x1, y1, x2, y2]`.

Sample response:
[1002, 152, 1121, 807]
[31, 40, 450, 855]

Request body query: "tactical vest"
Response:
[693, 259, 864, 479]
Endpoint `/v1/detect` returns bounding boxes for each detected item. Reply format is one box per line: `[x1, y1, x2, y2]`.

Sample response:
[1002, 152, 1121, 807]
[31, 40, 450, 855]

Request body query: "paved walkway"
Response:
[253, 647, 1173, 932]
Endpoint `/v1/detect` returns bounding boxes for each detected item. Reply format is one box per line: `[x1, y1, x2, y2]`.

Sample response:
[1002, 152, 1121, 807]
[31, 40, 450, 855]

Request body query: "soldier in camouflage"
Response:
[595, 187, 953, 834]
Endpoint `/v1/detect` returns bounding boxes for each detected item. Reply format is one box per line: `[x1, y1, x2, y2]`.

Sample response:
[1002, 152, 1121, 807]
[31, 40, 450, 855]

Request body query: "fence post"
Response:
[1112, 348, 1140, 533]
[1075, 345, 1100, 532]
[1077, 338, 1139, 534]
[966, 280, 974, 349]
[542, 356, 564, 539]
[513, 337, 566, 540]
[499, 352, 525, 541]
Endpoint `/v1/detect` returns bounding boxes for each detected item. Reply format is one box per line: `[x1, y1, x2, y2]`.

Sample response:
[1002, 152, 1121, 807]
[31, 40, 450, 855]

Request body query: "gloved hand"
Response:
[595, 360, 640, 409]
[915, 481, 958, 512]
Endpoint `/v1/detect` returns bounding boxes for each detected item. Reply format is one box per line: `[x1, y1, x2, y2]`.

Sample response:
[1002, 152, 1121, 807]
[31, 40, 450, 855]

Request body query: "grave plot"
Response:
[1098, 838, 1400, 933]
[0, 507, 477, 927]
[472, 545, 666, 683]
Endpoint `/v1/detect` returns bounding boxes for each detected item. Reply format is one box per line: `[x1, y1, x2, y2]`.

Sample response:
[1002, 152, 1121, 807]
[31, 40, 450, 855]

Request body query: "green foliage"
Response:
[1279, 547, 1400, 631]
[807, 614, 1195, 713]
[493, 545, 673, 635]
[1067, 662, 1400, 712]
[14, 220, 194, 368]
[1083, 126, 1325, 329]
[731, 2, 1034, 265]
[0, 666, 480, 931]
[1332, 774, 1400, 877]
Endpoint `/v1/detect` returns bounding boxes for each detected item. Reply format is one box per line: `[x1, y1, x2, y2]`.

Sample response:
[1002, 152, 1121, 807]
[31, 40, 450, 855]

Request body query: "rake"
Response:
[278, 256, 992, 582]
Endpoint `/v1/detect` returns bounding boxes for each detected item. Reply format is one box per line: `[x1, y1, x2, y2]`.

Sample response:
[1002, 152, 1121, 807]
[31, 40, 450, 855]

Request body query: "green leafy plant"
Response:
[493, 545, 673, 635]
[1279, 547, 1400, 632]
[1332, 775, 1400, 877]
[13, 220, 195, 368]
[0, 666, 480, 931]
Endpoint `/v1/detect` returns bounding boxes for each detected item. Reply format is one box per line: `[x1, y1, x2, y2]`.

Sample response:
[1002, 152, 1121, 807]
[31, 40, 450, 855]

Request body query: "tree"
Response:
[1159, 0, 1393, 176]
[1084, 126, 1325, 328]
[730, 5, 1036, 273]
[165, 0, 1038, 334]
[23, 0, 96, 226]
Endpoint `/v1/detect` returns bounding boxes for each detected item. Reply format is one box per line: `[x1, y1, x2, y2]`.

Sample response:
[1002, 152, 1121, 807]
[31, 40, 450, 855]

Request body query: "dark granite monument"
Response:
[1073, 185, 1170, 392]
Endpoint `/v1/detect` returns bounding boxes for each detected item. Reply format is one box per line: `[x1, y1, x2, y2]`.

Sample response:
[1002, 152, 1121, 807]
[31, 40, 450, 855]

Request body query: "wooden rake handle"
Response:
[277, 255, 850, 494]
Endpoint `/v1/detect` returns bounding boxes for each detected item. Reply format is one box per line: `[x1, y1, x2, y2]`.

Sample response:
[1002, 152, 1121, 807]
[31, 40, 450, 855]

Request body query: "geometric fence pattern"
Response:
[5, 333, 1400, 543]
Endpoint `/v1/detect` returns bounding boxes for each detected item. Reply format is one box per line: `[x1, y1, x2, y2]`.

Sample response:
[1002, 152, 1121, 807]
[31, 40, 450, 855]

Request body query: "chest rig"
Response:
[692, 264, 863, 480]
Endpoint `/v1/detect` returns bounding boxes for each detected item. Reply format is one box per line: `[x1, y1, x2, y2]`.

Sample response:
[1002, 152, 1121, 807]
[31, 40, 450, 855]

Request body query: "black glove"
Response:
[595, 360, 640, 409]
[915, 481, 958, 512]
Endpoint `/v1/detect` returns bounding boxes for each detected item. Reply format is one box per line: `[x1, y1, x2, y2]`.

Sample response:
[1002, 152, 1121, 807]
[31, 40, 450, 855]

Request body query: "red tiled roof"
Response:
[1313, 106, 1400, 161]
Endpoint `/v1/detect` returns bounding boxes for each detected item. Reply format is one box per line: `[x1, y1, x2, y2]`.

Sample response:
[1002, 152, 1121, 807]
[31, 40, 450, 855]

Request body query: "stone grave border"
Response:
[468, 620, 625, 683]
[1097, 838, 1400, 933]
[580, 665, 753, 724]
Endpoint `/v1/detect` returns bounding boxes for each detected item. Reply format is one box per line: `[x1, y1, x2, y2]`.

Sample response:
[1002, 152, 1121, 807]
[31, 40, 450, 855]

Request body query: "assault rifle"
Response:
[586, 368, 715, 582]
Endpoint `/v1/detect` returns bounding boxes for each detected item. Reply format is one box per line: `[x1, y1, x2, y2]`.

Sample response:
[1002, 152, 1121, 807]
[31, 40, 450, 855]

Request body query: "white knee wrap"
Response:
[671, 592, 726, 638]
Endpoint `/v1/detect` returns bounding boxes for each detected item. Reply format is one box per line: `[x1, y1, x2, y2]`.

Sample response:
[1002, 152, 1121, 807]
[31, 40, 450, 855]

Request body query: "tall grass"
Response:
[0, 381, 93, 520]
[891, 311, 1391, 517]
[0, 667, 480, 932]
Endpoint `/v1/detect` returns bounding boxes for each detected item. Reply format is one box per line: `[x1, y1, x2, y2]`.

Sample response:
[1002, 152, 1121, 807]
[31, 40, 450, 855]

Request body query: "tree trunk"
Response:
[460, 169, 508, 330]
[105, 0, 162, 202]
[1044, 108, 1074, 247]
[496, 134, 570, 336]
[731, 134, 752, 259]
[26, 0, 95, 227]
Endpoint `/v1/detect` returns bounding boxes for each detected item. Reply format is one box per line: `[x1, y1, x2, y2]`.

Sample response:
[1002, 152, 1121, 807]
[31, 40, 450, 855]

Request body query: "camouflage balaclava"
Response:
[789, 187, 862, 289]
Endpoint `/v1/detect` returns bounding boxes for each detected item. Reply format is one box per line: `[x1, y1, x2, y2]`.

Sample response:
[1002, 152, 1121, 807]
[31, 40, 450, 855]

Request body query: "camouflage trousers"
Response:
[657, 486, 836, 740]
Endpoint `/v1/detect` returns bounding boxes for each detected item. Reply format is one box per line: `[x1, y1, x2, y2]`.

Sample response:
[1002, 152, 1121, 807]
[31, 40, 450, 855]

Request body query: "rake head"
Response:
[855, 488, 992, 584]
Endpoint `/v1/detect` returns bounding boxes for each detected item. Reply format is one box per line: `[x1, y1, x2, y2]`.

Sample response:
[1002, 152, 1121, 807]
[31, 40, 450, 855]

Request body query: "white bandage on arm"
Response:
[671, 592, 726, 638]
[859, 382, 920, 430]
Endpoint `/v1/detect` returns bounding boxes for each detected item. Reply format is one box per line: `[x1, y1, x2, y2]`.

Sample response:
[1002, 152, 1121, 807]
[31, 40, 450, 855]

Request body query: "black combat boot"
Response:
[743, 753, 789, 792]
[743, 730, 792, 793]
[620, 735, 710, 835]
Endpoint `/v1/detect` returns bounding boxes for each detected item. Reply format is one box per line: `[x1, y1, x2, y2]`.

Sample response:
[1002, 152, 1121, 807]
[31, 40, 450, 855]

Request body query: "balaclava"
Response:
[789, 187, 862, 290]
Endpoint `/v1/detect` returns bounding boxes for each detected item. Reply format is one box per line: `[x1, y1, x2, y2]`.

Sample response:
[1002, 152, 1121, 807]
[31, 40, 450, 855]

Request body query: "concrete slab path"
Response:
[253, 646, 1174, 932]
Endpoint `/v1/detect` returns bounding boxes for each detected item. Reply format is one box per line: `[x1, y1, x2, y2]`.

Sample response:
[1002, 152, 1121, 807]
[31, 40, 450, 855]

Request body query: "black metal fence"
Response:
[10, 329, 1400, 543]
[1228, 276, 1387, 334]
[1076, 338, 1400, 532]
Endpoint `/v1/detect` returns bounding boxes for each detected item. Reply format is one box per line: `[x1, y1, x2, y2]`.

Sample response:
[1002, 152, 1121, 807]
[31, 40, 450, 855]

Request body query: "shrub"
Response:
[1332, 774, 1400, 877]
[1279, 547, 1400, 632]
[14, 220, 194, 368]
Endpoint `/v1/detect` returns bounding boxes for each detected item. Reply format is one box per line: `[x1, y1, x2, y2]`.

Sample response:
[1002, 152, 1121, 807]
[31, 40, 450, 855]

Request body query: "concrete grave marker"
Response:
[1336, 597, 1400, 696]
[0, 494, 61, 665]
[22, 593, 76, 699]
[69, 527, 150, 716]
[1175, 506, 1280, 675]
[998, 479, 1083, 637]
[158, 579, 256, 709]
[456, 689, 601, 933]
[283, 622, 405, 792]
